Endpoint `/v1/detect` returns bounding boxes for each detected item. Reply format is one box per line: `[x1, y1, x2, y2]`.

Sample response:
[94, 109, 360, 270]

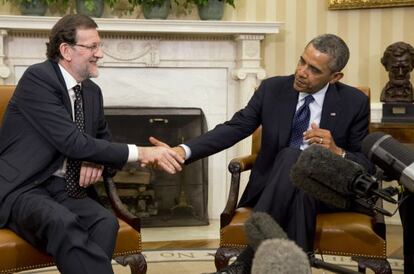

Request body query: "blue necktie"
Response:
[65, 85, 87, 198]
[289, 95, 314, 149]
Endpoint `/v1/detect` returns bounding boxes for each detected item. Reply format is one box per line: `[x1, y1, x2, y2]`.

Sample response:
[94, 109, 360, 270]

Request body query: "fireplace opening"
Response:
[96, 107, 208, 227]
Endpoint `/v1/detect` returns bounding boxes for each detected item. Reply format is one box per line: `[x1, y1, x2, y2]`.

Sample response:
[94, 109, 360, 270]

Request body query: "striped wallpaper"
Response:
[1, 0, 414, 102]
[222, 0, 414, 103]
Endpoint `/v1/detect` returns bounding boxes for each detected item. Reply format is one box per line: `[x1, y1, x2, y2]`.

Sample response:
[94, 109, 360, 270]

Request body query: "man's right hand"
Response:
[149, 136, 186, 159]
[137, 139, 185, 174]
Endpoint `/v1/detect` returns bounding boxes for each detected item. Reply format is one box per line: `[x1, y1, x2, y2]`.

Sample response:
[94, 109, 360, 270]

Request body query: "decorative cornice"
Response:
[0, 15, 282, 36]
[9, 31, 236, 41]
[328, 0, 414, 10]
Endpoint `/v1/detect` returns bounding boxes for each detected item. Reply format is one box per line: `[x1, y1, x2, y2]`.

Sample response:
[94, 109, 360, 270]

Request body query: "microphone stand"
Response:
[310, 256, 360, 274]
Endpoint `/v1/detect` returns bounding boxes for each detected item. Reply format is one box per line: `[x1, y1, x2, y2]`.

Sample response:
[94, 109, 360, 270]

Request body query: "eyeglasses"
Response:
[72, 43, 104, 53]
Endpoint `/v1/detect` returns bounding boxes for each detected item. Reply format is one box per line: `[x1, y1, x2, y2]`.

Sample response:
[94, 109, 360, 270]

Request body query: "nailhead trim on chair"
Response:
[114, 234, 142, 256]
[219, 242, 248, 249]
[0, 262, 56, 274]
[220, 227, 386, 259]
[114, 249, 142, 256]
[220, 237, 386, 258]
[0, 249, 144, 273]
[0, 233, 142, 273]
[314, 248, 387, 259]
[0, 250, 143, 273]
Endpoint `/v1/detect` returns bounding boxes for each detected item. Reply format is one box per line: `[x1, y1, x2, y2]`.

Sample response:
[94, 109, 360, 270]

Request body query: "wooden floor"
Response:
[144, 224, 404, 259]
[143, 239, 219, 250]
[386, 224, 404, 259]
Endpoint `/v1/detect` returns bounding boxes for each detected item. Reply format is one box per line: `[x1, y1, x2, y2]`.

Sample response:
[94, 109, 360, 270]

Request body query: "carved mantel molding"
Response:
[0, 16, 282, 84]
[0, 15, 281, 35]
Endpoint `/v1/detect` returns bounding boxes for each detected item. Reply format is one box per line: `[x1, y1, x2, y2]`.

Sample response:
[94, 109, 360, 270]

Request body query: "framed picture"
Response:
[328, 0, 414, 10]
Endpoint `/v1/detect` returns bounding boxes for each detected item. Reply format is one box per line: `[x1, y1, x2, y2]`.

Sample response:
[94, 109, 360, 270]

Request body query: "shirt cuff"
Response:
[179, 144, 191, 160]
[127, 144, 139, 162]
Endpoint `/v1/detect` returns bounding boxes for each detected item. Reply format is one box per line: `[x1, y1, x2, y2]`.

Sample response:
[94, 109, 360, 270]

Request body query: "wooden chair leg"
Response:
[214, 247, 243, 271]
[354, 257, 392, 274]
[115, 254, 147, 274]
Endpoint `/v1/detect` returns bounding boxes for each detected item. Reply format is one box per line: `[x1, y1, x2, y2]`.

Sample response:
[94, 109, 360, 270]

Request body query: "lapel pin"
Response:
[330, 113, 336, 116]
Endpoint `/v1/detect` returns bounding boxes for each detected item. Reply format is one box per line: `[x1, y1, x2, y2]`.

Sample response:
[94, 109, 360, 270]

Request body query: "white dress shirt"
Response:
[297, 83, 329, 150]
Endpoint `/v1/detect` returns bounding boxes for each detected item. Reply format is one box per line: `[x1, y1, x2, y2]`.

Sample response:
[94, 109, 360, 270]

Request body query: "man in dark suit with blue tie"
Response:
[0, 15, 183, 274]
[152, 33, 372, 274]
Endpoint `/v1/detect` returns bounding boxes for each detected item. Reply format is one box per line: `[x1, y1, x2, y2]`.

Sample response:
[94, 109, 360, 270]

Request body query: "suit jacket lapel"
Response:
[50, 61, 72, 117]
[277, 81, 299, 147]
[320, 83, 342, 134]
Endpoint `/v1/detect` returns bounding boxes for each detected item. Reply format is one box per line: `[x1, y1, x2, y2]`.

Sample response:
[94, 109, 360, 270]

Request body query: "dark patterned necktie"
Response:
[289, 95, 314, 149]
[65, 85, 87, 198]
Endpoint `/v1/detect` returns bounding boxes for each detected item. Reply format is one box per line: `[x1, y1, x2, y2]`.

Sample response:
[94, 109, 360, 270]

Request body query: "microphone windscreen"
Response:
[361, 131, 387, 156]
[251, 238, 311, 274]
[363, 132, 414, 173]
[362, 131, 414, 192]
[292, 174, 350, 209]
[290, 145, 365, 209]
[244, 212, 287, 251]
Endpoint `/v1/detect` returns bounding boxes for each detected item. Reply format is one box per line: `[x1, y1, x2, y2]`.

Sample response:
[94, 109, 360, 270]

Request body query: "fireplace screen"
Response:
[96, 107, 208, 227]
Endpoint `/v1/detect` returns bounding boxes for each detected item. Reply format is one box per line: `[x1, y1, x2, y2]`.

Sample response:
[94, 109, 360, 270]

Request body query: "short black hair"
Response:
[307, 34, 350, 72]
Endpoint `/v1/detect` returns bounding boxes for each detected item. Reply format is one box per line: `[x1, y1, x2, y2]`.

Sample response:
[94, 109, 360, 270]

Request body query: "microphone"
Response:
[362, 131, 414, 193]
[246, 212, 359, 274]
[251, 238, 311, 274]
[245, 213, 311, 274]
[290, 145, 396, 215]
[244, 212, 287, 251]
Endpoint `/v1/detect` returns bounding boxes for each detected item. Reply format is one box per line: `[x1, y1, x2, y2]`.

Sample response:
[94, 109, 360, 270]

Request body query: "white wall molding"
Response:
[371, 103, 382, 123]
[0, 15, 282, 35]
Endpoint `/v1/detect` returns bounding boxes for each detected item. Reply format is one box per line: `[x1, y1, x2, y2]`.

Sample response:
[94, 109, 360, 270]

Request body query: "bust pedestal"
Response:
[382, 103, 414, 123]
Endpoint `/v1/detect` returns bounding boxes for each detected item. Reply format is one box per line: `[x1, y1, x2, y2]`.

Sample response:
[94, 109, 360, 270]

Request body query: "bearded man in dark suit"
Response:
[152, 33, 372, 274]
[0, 15, 183, 274]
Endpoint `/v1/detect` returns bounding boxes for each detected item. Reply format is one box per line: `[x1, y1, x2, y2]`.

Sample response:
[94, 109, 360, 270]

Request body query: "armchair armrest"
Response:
[228, 154, 258, 174]
[103, 176, 141, 232]
[221, 154, 258, 228]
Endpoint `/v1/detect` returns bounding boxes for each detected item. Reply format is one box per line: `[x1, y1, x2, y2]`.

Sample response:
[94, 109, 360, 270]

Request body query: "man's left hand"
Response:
[304, 122, 343, 155]
[79, 162, 104, 188]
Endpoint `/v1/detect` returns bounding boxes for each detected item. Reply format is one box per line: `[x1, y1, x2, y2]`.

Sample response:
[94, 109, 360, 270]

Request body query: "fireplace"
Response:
[97, 107, 208, 227]
[0, 17, 281, 220]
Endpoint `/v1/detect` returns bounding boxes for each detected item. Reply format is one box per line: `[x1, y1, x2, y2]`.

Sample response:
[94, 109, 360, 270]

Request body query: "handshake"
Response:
[137, 137, 186, 174]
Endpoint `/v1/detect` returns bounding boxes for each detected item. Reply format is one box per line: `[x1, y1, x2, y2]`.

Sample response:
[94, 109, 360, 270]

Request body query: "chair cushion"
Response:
[0, 218, 142, 272]
[0, 227, 54, 272]
[314, 212, 386, 258]
[114, 219, 142, 256]
[220, 207, 252, 248]
[220, 208, 386, 259]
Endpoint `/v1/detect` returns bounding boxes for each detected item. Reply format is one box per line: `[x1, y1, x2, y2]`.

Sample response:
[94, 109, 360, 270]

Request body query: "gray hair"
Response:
[307, 34, 350, 73]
